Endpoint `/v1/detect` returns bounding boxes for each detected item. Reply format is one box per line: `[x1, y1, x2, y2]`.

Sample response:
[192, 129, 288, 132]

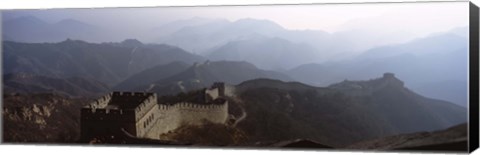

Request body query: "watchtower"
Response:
[80, 92, 158, 142]
[383, 72, 395, 79]
[212, 82, 226, 97]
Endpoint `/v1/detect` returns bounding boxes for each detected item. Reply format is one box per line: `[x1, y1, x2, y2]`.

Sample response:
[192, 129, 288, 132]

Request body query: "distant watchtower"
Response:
[382, 72, 404, 87]
[383, 72, 395, 79]
[212, 82, 226, 97]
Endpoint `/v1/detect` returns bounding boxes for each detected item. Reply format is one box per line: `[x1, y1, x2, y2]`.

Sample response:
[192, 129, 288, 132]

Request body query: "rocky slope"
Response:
[346, 123, 467, 151]
[2, 93, 90, 143]
[4, 73, 110, 97]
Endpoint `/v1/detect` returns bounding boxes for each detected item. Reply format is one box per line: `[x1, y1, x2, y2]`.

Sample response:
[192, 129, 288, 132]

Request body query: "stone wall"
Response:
[81, 87, 229, 141]
[136, 104, 159, 138]
[144, 101, 229, 139]
[175, 102, 228, 125]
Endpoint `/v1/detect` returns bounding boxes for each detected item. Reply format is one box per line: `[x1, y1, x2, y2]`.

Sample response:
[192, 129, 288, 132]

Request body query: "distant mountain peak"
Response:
[7, 15, 45, 23]
[56, 18, 87, 25]
[54, 18, 98, 31]
[189, 16, 209, 21]
[235, 18, 275, 24]
[232, 18, 285, 30]
[61, 38, 88, 44]
[121, 39, 144, 47]
[192, 60, 258, 70]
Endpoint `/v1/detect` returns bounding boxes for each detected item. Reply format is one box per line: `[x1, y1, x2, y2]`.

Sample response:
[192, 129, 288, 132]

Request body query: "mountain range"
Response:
[157, 18, 289, 52]
[3, 30, 469, 108]
[2, 16, 108, 43]
[232, 74, 466, 147]
[207, 36, 320, 70]
[287, 31, 468, 107]
[3, 39, 296, 97]
[3, 39, 204, 87]
[3, 16, 408, 67]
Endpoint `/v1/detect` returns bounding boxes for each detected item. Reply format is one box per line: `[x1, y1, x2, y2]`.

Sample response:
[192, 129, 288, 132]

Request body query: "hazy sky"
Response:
[3, 1, 468, 34]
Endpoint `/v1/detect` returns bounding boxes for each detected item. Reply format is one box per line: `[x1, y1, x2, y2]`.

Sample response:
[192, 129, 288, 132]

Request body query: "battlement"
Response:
[211, 82, 225, 89]
[82, 92, 157, 116]
[84, 93, 112, 109]
[158, 99, 227, 111]
[111, 92, 156, 108]
[111, 92, 154, 97]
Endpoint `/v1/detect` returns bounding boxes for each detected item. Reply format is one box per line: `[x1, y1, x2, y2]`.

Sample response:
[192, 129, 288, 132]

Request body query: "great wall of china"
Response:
[80, 83, 232, 141]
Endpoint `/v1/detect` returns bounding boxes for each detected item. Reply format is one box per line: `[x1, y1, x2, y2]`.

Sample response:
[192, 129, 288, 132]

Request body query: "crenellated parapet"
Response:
[156, 101, 228, 117]
[85, 93, 112, 110]
[174, 102, 226, 110]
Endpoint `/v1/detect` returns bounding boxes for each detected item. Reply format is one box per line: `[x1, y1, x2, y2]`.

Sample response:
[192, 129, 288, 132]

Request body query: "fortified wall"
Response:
[81, 83, 229, 141]
[145, 100, 228, 139]
[144, 83, 229, 139]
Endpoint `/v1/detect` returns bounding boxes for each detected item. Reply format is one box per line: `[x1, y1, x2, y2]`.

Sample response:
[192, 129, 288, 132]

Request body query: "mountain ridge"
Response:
[3, 40, 205, 87]
[3, 73, 110, 97]
[233, 73, 466, 146]
[207, 36, 320, 70]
